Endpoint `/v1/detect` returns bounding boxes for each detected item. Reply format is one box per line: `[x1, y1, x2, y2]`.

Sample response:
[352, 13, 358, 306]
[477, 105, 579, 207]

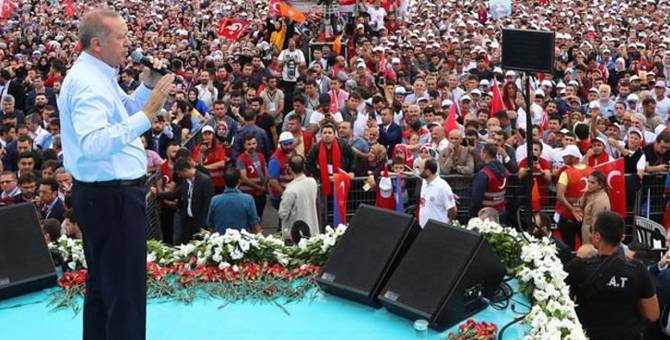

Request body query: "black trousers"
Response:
[72, 183, 147, 340]
[253, 194, 267, 222]
[558, 215, 581, 251]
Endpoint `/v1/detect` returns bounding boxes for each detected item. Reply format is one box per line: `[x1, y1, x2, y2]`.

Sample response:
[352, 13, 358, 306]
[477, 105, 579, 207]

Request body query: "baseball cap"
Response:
[559, 128, 570, 134]
[441, 99, 453, 108]
[628, 127, 643, 137]
[588, 87, 598, 93]
[394, 86, 407, 95]
[561, 145, 582, 158]
[535, 89, 545, 98]
[655, 81, 666, 88]
[541, 80, 553, 87]
[201, 125, 215, 134]
[379, 177, 393, 198]
[592, 136, 608, 145]
[505, 70, 515, 77]
[460, 95, 472, 102]
[279, 131, 294, 144]
[630, 75, 641, 82]
[655, 124, 668, 135]
[626, 94, 639, 102]
[471, 89, 482, 96]
[480, 79, 490, 87]
[391, 57, 401, 65]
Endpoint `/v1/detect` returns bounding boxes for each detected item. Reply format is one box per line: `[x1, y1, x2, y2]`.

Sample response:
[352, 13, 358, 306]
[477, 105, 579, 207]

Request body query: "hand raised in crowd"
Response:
[143, 74, 175, 120]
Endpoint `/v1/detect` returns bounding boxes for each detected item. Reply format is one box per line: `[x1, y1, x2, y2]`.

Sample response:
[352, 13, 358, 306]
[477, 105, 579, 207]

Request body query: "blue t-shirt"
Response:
[267, 157, 282, 201]
[206, 188, 260, 233]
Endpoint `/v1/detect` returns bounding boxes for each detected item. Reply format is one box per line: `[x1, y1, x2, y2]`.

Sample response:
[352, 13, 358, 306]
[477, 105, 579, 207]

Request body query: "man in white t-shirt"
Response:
[418, 158, 457, 228]
[366, 1, 387, 32]
[278, 39, 305, 83]
[309, 93, 343, 141]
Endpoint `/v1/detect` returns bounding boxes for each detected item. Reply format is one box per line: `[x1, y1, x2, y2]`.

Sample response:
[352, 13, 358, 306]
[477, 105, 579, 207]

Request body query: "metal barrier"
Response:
[318, 172, 657, 240]
[144, 126, 203, 241]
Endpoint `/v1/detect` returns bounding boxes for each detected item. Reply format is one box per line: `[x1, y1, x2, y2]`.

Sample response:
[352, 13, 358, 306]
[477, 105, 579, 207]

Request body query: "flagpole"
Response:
[524, 72, 534, 231]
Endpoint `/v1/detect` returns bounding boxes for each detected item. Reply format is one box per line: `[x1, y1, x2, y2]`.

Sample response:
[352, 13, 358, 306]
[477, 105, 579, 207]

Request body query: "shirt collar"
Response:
[78, 51, 119, 80]
[224, 188, 241, 193]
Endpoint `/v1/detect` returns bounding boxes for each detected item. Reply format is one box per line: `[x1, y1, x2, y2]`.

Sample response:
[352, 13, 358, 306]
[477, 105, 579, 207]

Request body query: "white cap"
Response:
[627, 94, 639, 102]
[561, 145, 582, 158]
[630, 75, 641, 81]
[628, 127, 643, 137]
[505, 70, 515, 76]
[535, 89, 545, 98]
[541, 80, 553, 87]
[379, 177, 393, 198]
[655, 81, 666, 88]
[279, 131, 294, 143]
[357, 24, 364, 29]
[391, 57, 401, 64]
[357, 63, 367, 69]
[471, 89, 482, 96]
[395, 86, 407, 95]
[441, 99, 453, 107]
[655, 124, 668, 135]
[588, 87, 598, 93]
[373, 46, 384, 52]
[588, 101, 599, 109]
[201, 125, 215, 134]
[480, 79, 490, 87]
[460, 95, 473, 102]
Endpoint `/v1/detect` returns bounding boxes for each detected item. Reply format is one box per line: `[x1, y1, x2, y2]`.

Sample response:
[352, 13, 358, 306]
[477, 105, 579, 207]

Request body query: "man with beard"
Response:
[250, 56, 271, 90]
[15, 171, 37, 204]
[205, 100, 239, 140]
[25, 74, 57, 114]
[260, 76, 285, 126]
[417, 158, 457, 228]
[237, 135, 269, 221]
[156, 142, 181, 244]
[268, 132, 296, 230]
[143, 115, 179, 159]
[306, 124, 355, 179]
[470, 143, 509, 223]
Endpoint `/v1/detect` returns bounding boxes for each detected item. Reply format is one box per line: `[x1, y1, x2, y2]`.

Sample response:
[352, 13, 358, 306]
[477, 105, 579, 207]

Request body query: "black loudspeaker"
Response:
[0, 203, 57, 300]
[379, 220, 506, 331]
[501, 28, 555, 73]
[316, 204, 420, 307]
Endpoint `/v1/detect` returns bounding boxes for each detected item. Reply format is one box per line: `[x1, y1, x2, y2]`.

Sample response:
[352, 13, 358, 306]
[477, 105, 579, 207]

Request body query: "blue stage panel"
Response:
[0, 284, 530, 339]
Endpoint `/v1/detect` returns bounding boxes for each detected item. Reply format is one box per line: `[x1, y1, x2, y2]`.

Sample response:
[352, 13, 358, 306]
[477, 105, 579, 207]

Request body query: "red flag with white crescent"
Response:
[594, 158, 626, 217]
[1, 0, 16, 19]
[217, 19, 250, 41]
[63, 0, 75, 17]
[269, 0, 282, 16]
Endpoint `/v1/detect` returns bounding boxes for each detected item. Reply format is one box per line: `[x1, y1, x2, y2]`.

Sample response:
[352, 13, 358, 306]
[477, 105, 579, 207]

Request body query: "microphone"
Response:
[130, 50, 170, 76]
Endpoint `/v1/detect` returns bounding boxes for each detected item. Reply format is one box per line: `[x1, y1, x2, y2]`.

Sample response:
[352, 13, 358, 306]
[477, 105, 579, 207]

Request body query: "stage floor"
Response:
[0, 283, 530, 340]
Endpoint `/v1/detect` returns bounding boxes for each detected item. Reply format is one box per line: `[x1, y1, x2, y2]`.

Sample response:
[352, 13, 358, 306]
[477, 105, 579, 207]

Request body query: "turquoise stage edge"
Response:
[0, 282, 530, 340]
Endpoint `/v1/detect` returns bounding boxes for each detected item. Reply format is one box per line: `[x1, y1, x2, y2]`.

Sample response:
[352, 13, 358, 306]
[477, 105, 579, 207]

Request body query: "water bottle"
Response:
[414, 319, 428, 340]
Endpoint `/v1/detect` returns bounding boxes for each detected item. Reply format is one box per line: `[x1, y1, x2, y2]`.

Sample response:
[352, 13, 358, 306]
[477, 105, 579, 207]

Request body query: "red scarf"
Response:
[319, 140, 341, 196]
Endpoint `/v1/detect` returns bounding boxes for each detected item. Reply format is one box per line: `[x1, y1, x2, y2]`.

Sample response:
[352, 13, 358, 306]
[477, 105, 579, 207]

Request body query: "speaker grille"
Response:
[318, 205, 418, 305]
[381, 221, 481, 315]
[0, 203, 57, 297]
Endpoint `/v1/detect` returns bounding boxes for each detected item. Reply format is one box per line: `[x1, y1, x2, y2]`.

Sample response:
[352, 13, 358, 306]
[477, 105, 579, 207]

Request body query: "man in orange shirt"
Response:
[556, 144, 593, 250]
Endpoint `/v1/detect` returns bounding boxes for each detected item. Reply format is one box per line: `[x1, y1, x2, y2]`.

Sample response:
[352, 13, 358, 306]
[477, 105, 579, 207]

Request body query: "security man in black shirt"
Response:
[566, 211, 659, 340]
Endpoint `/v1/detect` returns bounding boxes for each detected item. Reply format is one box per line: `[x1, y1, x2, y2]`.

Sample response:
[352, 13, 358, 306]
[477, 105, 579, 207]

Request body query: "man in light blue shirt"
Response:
[58, 9, 174, 340]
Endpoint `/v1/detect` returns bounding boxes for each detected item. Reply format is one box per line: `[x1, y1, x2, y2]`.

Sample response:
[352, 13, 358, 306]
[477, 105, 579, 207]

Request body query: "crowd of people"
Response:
[1, 0, 670, 338]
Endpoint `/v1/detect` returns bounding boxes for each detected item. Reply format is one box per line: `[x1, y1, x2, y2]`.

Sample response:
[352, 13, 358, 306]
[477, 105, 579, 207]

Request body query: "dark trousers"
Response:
[253, 194, 267, 222]
[159, 205, 175, 245]
[71, 183, 147, 340]
[271, 198, 282, 232]
[172, 210, 199, 245]
[558, 215, 581, 251]
[280, 81, 296, 114]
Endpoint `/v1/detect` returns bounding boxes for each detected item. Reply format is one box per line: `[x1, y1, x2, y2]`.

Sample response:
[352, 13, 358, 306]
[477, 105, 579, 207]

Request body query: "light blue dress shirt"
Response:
[58, 52, 152, 182]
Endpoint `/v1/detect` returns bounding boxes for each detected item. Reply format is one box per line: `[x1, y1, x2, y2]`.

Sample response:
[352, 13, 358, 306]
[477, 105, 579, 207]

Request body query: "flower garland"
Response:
[462, 218, 587, 340]
[447, 320, 498, 340]
[49, 226, 347, 313]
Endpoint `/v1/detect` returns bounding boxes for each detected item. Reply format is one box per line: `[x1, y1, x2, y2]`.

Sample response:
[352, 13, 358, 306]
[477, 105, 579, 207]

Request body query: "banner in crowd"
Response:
[279, 2, 306, 23]
[333, 172, 350, 227]
[595, 158, 626, 217]
[489, 0, 511, 20]
[63, 0, 75, 17]
[217, 19, 250, 41]
[1, 0, 16, 19]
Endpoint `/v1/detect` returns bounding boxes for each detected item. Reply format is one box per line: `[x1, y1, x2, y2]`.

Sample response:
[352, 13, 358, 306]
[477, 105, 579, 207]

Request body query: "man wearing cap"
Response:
[556, 144, 593, 250]
[268, 132, 296, 230]
[582, 136, 611, 167]
[654, 81, 670, 121]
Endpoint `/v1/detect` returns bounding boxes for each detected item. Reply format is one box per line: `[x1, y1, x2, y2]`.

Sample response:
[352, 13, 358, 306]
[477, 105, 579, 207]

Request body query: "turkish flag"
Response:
[1, 0, 16, 19]
[217, 19, 250, 41]
[595, 158, 627, 217]
[333, 172, 350, 226]
[269, 0, 282, 16]
[279, 2, 306, 23]
[63, 0, 75, 17]
[444, 99, 459, 133]
[340, 0, 356, 5]
[491, 80, 505, 115]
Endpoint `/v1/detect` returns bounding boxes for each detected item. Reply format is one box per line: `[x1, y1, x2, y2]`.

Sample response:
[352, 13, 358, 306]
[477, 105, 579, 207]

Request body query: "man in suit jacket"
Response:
[25, 74, 57, 114]
[153, 158, 214, 245]
[0, 95, 26, 124]
[378, 107, 402, 158]
[0, 70, 26, 112]
[143, 115, 180, 159]
[38, 178, 65, 223]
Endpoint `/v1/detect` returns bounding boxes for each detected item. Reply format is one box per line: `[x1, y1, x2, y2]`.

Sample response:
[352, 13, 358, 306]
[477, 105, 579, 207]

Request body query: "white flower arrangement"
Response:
[48, 235, 87, 271]
[464, 218, 587, 340]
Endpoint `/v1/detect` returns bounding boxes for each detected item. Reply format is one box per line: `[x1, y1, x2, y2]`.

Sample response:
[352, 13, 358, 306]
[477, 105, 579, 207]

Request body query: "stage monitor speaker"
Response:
[0, 202, 58, 300]
[379, 220, 506, 331]
[501, 28, 555, 73]
[316, 204, 420, 307]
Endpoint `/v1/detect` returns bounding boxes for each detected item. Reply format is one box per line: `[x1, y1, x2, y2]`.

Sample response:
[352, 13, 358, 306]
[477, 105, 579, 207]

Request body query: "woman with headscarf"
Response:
[354, 144, 387, 177]
[412, 143, 440, 174]
[608, 57, 628, 92]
